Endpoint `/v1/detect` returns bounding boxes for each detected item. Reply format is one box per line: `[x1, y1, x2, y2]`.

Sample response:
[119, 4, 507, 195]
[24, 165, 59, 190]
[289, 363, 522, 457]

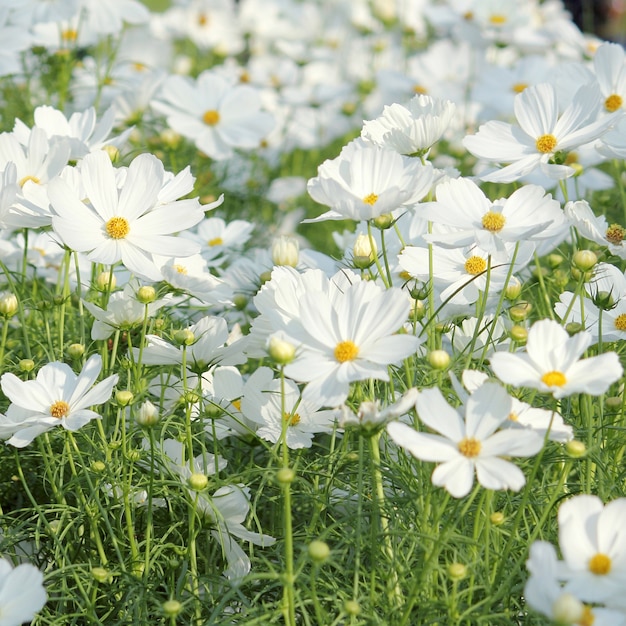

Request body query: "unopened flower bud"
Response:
[490, 512, 505, 525]
[103, 145, 119, 162]
[428, 349, 450, 370]
[565, 322, 583, 336]
[271, 235, 299, 267]
[259, 270, 272, 285]
[504, 277, 522, 301]
[268, 334, 296, 364]
[91, 461, 106, 473]
[160, 129, 181, 149]
[344, 600, 361, 616]
[552, 593, 584, 624]
[116, 390, 134, 406]
[566, 440, 586, 458]
[510, 325, 528, 343]
[91, 567, 112, 584]
[0, 293, 18, 318]
[373, 213, 393, 229]
[188, 473, 208, 491]
[19, 359, 35, 372]
[96, 271, 116, 291]
[547, 253, 564, 268]
[162, 599, 182, 618]
[592, 290, 615, 310]
[67, 343, 85, 359]
[509, 302, 532, 322]
[276, 467, 295, 485]
[352, 233, 377, 269]
[409, 299, 425, 322]
[136, 400, 159, 426]
[606, 395, 623, 409]
[447, 562, 467, 580]
[136, 285, 156, 304]
[174, 329, 195, 346]
[308, 540, 331, 564]
[572, 250, 597, 272]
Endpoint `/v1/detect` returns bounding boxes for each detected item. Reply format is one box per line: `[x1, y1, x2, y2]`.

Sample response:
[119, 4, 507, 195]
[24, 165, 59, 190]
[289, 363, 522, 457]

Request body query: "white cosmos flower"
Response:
[305, 138, 433, 223]
[49, 151, 205, 281]
[387, 383, 543, 498]
[593, 42, 626, 115]
[0, 559, 47, 626]
[283, 275, 421, 407]
[0, 355, 118, 447]
[361, 94, 456, 155]
[490, 319, 623, 398]
[464, 83, 620, 183]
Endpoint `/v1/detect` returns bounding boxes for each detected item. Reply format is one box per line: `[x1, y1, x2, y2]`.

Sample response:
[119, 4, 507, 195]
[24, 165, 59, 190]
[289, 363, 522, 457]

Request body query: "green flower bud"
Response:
[572, 250, 598, 272]
[308, 540, 331, 564]
[188, 473, 208, 491]
[136, 285, 156, 304]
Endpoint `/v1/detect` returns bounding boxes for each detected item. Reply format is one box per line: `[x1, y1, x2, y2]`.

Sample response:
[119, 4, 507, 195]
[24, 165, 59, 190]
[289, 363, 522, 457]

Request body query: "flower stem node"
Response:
[18, 359, 35, 372]
[308, 540, 331, 564]
[162, 600, 182, 618]
[115, 390, 134, 407]
[428, 349, 450, 370]
[267, 334, 296, 365]
[510, 325, 528, 343]
[91, 567, 112, 584]
[136, 285, 156, 304]
[565, 440, 587, 458]
[447, 562, 468, 580]
[67, 343, 85, 359]
[572, 250, 598, 272]
[188, 472, 208, 491]
[344, 600, 361, 616]
[174, 329, 195, 346]
[0, 293, 18, 318]
[276, 467, 295, 485]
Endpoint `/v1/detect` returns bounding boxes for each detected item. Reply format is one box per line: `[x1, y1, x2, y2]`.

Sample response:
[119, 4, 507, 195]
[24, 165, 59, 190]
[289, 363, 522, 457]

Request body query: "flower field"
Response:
[1, 0, 626, 624]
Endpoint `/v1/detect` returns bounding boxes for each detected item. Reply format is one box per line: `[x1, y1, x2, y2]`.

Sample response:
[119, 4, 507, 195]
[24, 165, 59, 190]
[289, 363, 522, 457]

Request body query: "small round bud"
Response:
[188, 473, 208, 491]
[126, 449, 141, 462]
[91, 461, 106, 473]
[428, 349, 450, 370]
[572, 250, 598, 272]
[531, 266, 548, 280]
[592, 290, 615, 311]
[19, 359, 35, 372]
[96, 271, 116, 292]
[409, 299, 426, 322]
[547, 253, 564, 268]
[490, 512, 505, 526]
[233, 294, 248, 310]
[131, 562, 145, 578]
[259, 270, 272, 285]
[116, 390, 134, 407]
[48, 520, 61, 534]
[565, 440, 586, 458]
[552, 593, 584, 624]
[271, 235, 299, 267]
[565, 322, 583, 336]
[205, 403, 224, 419]
[67, 343, 85, 359]
[174, 329, 195, 346]
[308, 540, 331, 564]
[606, 396, 622, 409]
[504, 277, 522, 301]
[276, 467, 295, 485]
[373, 213, 393, 229]
[345, 451, 359, 463]
[509, 302, 532, 322]
[160, 129, 181, 148]
[0, 292, 17, 318]
[447, 562, 467, 580]
[91, 567, 111, 584]
[162, 599, 183, 618]
[344, 600, 361, 616]
[352, 233, 377, 269]
[268, 334, 297, 364]
[136, 285, 156, 304]
[510, 325, 528, 343]
[136, 400, 159, 427]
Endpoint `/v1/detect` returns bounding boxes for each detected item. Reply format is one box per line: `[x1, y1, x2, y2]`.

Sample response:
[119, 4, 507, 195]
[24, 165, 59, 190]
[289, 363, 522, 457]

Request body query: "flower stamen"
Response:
[363, 193, 378, 206]
[50, 400, 70, 419]
[464, 256, 487, 275]
[588, 552, 611, 575]
[482, 211, 506, 232]
[458, 437, 481, 457]
[105, 217, 130, 239]
[536, 134, 557, 153]
[203, 109, 220, 125]
[605, 94, 622, 112]
[541, 371, 567, 387]
[334, 340, 359, 363]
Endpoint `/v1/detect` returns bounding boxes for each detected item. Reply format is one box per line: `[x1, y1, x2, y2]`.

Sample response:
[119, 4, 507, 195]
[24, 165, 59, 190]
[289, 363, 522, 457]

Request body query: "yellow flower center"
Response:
[605, 223, 626, 244]
[105, 216, 130, 239]
[579, 606, 595, 626]
[464, 256, 487, 275]
[61, 28, 78, 42]
[489, 14, 507, 25]
[173, 264, 188, 275]
[588, 552, 612, 575]
[536, 134, 557, 153]
[239, 71, 250, 83]
[481, 211, 506, 232]
[615, 314, 626, 331]
[18, 175, 40, 187]
[413, 85, 428, 94]
[458, 437, 481, 457]
[283, 412, 301, 427]
[564, 151, 579, 166]
[363, 193, 378, 206]
[334, 340, 359, 363]
[231, 399, 242, 411]
[541, 371, 567, 387]
[50, 400, 70, 419]
[512, 82, 528, 93]
[197, 12, 209, 26]
[207, 237, 223, 247]
[203, 109, 220, 125]
[605, 94, 622, 112]
[508, 412, 518, 422]
[133, 62, 147, 72]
